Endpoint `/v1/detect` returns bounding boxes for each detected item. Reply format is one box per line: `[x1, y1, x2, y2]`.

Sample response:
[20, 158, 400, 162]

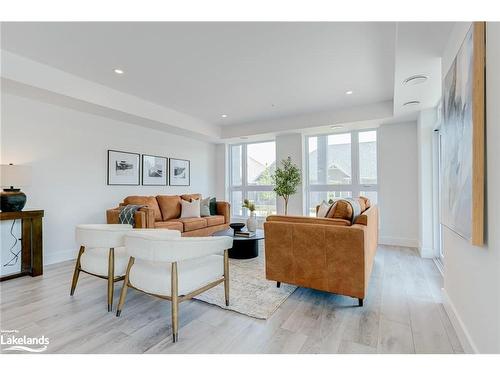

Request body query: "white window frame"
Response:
[304, 129, 379, 215]
[229, 140, 277, 218]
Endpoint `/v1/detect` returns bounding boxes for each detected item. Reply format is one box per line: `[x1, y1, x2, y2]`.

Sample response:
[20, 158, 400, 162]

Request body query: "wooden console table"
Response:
[0, 210, 44, 282]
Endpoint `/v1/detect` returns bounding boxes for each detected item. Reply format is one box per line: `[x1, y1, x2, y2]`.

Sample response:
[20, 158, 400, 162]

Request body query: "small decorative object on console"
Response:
[0, 164, 32, 212]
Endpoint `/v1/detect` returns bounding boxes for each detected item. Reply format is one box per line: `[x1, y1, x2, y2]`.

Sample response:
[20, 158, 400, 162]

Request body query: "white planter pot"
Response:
[247, 212, 257, 232]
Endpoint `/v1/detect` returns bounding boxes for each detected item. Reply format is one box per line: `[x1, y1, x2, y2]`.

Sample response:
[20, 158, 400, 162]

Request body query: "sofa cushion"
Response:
[154, 221, 183, 232]
[181, 193, 202, 202]
[171, 217, 207, 232]
[124, 196, 162, 221]
[157, 195, 181, 220]
[206, 215, 225, 227]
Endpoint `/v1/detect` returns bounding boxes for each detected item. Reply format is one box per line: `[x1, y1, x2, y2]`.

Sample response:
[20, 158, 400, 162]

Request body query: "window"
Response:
[305, 130, 378, 216]
[229, 141, 277, 218]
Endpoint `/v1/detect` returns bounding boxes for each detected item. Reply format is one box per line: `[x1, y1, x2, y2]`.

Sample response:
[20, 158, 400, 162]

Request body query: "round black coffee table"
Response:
[213, 228, 265, 259]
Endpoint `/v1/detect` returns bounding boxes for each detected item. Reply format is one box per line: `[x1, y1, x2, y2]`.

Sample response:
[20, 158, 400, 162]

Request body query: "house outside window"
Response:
[305, 130, 378, 216]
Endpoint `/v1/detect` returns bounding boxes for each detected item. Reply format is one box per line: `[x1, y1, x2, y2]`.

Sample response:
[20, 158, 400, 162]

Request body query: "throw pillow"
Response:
[316, 201, 331, 218]
[333, 199, 354, 221]
[209, 197, 217, 215]
[359, 196, 371, 209]
[180, 198, 201, 218]
[326, 202, 338, 218]
[200, 197, 211, 217]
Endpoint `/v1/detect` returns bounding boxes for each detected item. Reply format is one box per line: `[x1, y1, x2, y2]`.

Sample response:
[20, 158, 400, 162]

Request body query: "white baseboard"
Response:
[44, 248, 77, 266]
[442, 288, 478, 354]
[418, 246, 436, 259]
[379, 236, 418, 248]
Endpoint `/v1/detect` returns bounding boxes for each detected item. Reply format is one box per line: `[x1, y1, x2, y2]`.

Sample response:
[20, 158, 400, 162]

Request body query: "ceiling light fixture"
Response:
[402, 75, 428, 86]
[330, 125, 345, 130]
[113, 68, 124, 75]
[345, 90, 353, 95]
[403, 100, 421, 107]
[221, 114, 228, 118]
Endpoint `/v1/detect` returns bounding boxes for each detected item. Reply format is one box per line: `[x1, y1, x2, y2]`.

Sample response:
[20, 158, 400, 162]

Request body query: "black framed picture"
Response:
[169, 158, 190, 186]
[142, 154, 168, 186]
[107, 150, 140, 185]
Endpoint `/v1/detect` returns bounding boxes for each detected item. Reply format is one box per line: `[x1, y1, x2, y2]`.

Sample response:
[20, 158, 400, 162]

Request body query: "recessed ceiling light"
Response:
[403, 100, 421, 107]
[221, 114, 228, 118]
[402, 75, 428, 86]
[113, 68, 124, 75]
[330, 125, 345, 130]
[345, 90, 353, 95]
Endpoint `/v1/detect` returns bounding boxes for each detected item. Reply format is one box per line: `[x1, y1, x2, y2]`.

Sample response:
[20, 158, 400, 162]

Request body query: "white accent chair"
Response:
[116, 231, 233, 342]
[71, 224, 179, 311]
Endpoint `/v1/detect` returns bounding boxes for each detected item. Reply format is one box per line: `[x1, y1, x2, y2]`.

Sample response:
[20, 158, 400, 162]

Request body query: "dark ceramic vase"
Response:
[0, 189, 27, 212]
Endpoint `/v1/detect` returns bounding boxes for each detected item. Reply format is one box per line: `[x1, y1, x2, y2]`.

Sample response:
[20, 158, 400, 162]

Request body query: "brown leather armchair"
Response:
[264, 205, 379, 306]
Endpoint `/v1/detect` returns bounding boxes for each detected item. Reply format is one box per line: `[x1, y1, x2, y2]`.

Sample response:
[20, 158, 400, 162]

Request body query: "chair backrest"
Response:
[75, 224, 132, 248]
[125, 232, 233, 262]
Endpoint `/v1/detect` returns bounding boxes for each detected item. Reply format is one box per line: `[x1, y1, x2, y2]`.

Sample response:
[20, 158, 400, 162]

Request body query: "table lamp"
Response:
[0, 163, 32, 212]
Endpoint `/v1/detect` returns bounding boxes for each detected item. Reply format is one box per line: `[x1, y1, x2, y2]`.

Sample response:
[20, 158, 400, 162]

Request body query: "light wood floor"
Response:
[0, 245, 463, 354]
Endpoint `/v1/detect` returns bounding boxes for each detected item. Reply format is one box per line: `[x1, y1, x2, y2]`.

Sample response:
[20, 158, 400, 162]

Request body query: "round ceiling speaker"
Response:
[402, 75, 428, 86]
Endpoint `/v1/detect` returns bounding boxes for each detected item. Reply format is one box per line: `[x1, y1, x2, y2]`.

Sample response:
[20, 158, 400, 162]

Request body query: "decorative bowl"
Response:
[229, 223, 245, 232]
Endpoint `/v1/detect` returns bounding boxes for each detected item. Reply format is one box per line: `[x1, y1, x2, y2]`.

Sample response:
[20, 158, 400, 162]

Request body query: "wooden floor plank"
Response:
[0, 245, 461, 354]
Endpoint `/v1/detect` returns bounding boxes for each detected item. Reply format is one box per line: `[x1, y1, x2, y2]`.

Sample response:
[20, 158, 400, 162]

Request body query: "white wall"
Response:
[440, 22, 500, 354]
[275, 133, 304, 215]
[378, 122, 419, 247]
[417, 108, 439, 258]
[0, 93, 217, 271]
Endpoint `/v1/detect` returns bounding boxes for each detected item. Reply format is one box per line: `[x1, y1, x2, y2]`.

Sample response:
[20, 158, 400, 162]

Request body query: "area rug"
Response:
[193, 252, 297, 319]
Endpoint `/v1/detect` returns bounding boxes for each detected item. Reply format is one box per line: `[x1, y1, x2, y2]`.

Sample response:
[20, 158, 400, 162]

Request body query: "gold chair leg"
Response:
[224, 249, 230, 306]
[107, 247, 115, 312]
[70, 246, 85, 296]
[116, 257, 134, 317]
[171, 262, 179, 343]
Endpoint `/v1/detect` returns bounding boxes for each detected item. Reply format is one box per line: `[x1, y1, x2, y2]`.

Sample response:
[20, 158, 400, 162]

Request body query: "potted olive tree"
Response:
[272, 156, 301, 215]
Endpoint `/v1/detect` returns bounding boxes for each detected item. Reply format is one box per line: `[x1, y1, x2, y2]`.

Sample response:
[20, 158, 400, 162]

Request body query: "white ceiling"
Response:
[1, 22, 396, 127]
[393, 22, 456, 115]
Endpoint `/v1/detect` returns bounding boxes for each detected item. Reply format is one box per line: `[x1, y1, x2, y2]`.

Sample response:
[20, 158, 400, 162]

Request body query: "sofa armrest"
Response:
[216, 201, 230, 224]
[106, 207, 155, 228]
[266, 215, 351, 227]
[106, 208, 121, 224]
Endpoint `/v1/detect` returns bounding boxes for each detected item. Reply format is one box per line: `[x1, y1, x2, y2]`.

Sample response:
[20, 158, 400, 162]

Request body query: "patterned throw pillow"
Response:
[180, 198, 201, 218]
[200, 197, 211, 217]
[316, 201, 331, 218]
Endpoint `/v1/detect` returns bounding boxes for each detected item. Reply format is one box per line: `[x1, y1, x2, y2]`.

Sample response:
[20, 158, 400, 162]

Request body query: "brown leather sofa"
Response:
[264, 204, 378, 306]
[106, 194, 230, 236]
